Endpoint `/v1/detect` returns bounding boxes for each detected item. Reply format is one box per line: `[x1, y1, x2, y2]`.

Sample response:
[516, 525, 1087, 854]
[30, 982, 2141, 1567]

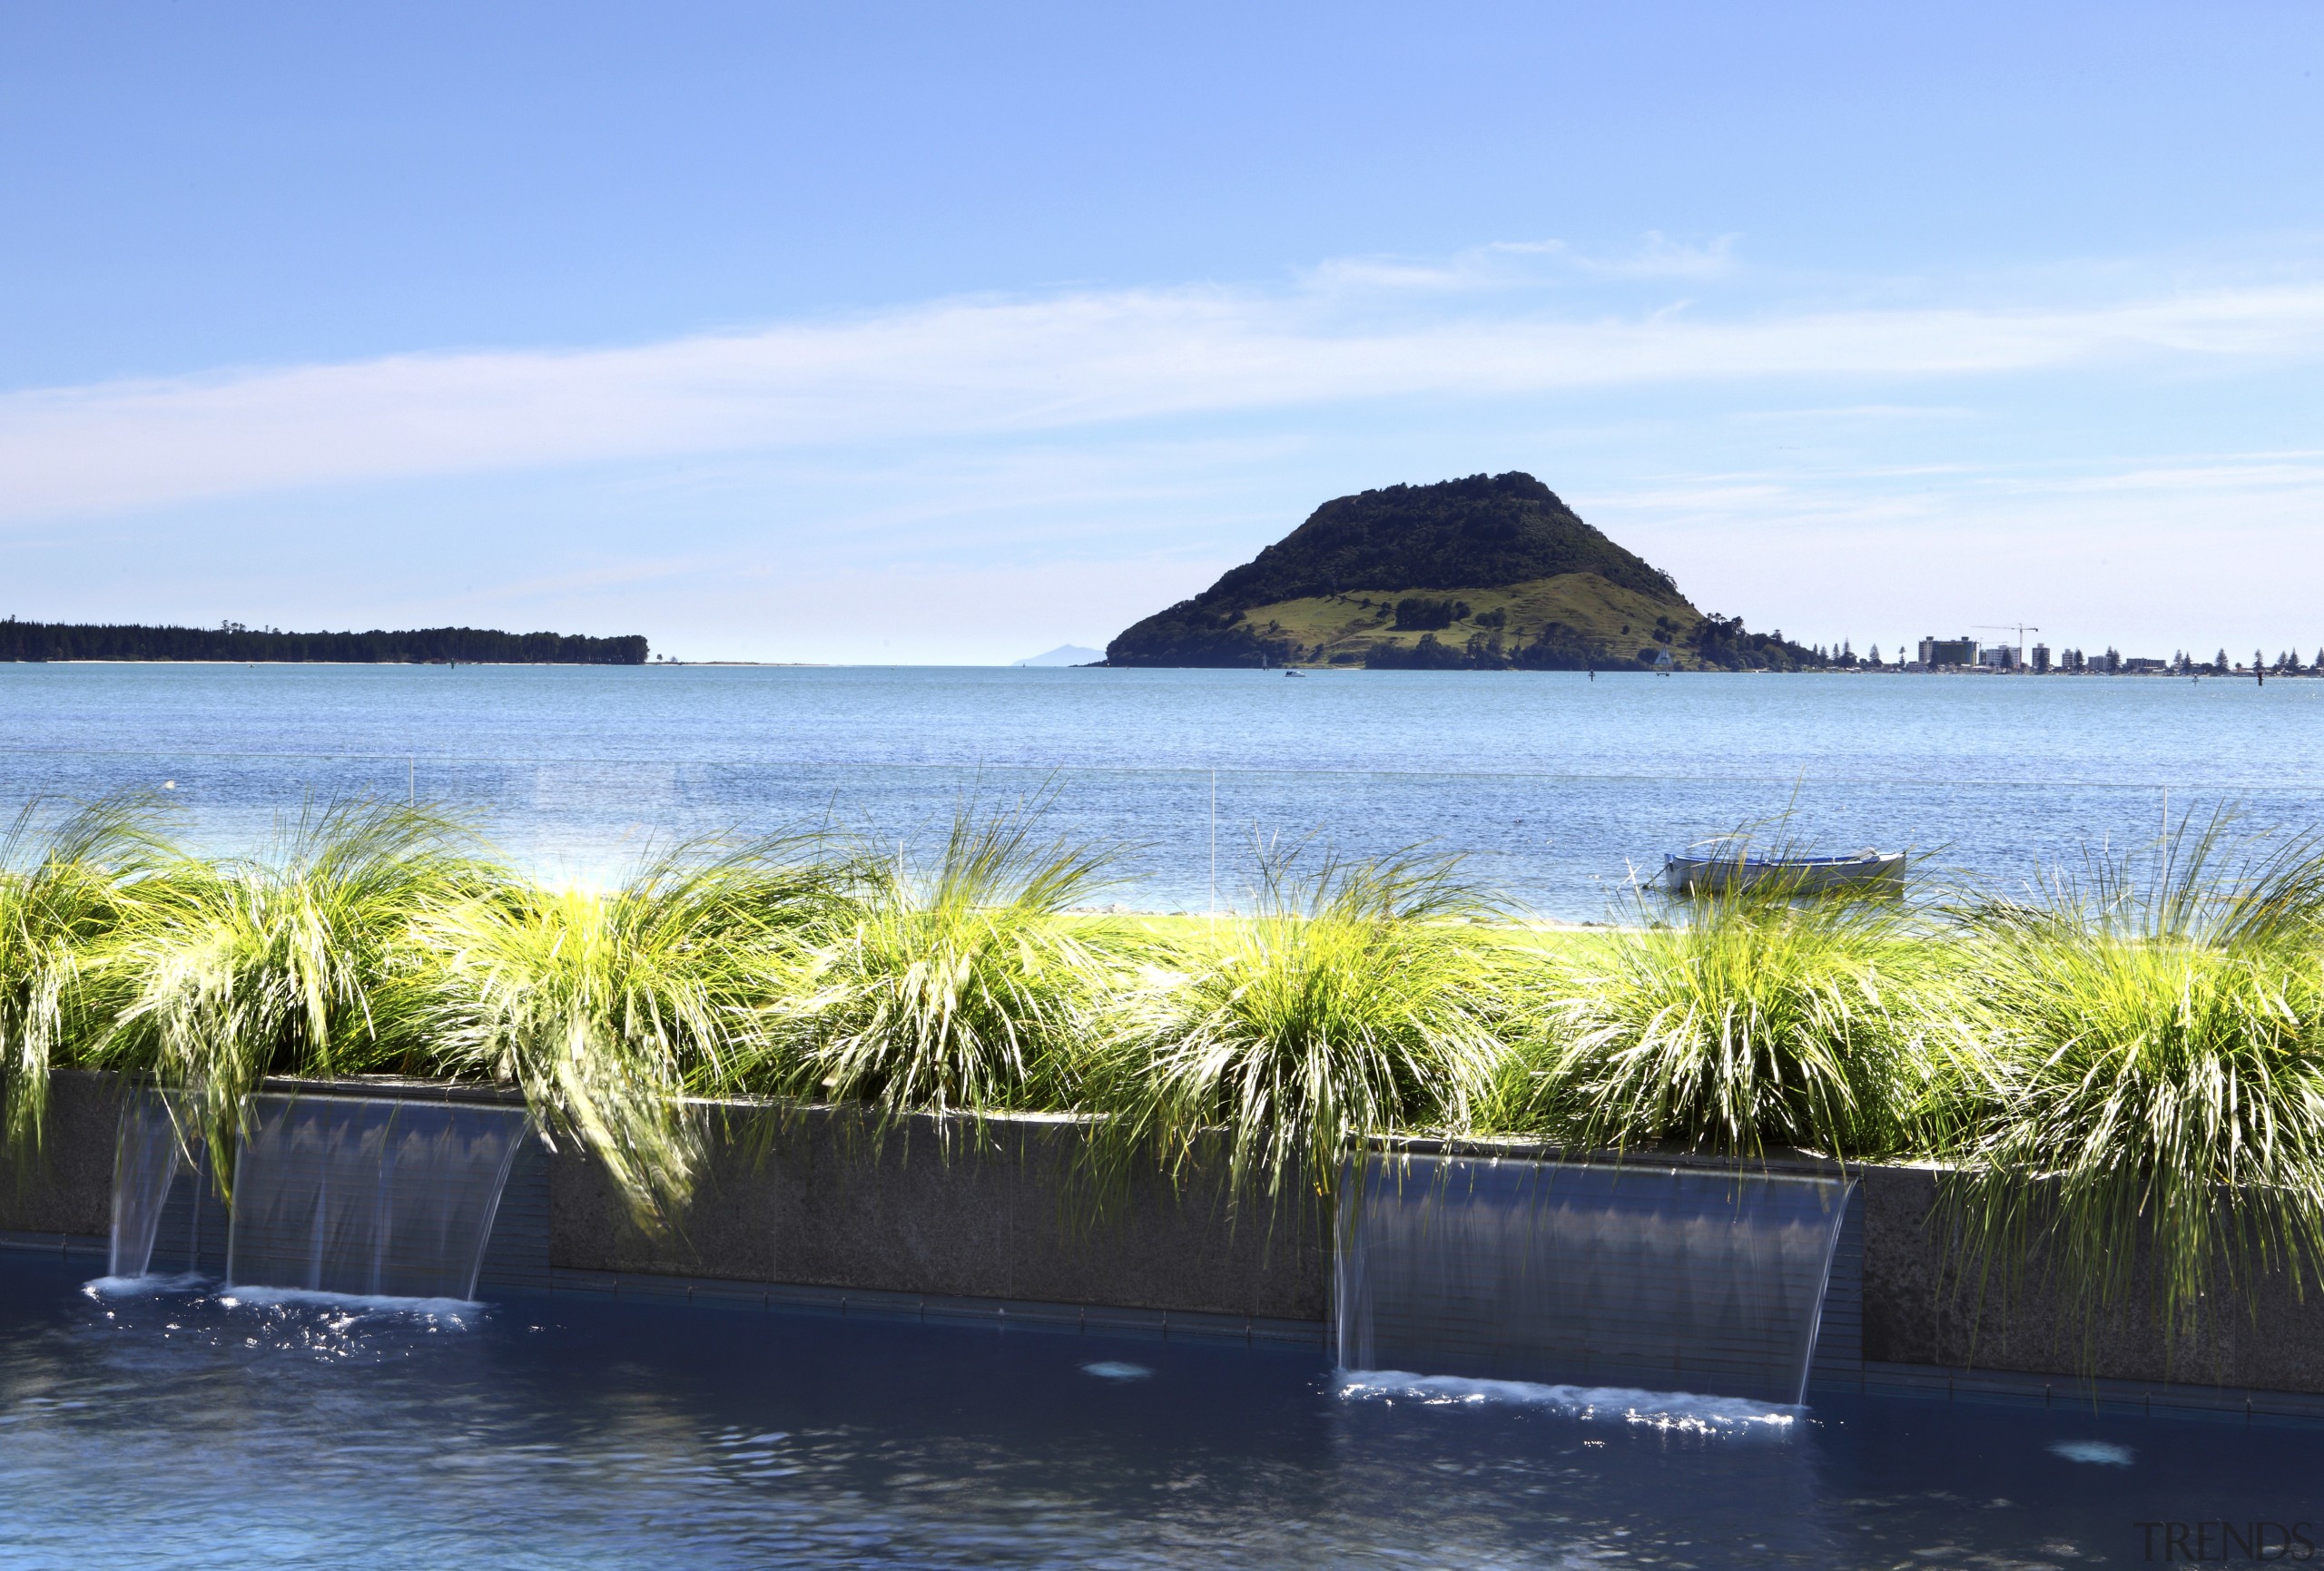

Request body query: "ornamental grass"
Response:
[0, 796, 174, 1153]
[1085, 849, 1510, 1205]
[1484, 874, 1928, 1162]
[1925, 813, 2324, 1340]
[83, 799, 497, 1183]
[731, 803, 1134, 1121]
[416, 834, 845, 1224]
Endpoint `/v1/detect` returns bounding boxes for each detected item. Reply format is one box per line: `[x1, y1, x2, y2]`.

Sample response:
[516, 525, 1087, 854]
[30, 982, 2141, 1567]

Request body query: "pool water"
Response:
[1, 1254, 2316, 1568]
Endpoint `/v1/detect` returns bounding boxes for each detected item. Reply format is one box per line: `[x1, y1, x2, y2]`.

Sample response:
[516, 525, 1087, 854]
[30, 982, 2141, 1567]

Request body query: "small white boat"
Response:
[1661, 848, 1905, 896]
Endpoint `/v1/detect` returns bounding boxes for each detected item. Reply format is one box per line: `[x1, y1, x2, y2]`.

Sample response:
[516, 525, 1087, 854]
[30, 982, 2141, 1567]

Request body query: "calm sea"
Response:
[4, 663, 2320, 918]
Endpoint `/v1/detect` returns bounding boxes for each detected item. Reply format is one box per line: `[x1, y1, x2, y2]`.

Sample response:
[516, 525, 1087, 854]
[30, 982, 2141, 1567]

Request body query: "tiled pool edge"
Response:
[1814, 1359, 2324, 1423]
[0, 1228, 104, 1261]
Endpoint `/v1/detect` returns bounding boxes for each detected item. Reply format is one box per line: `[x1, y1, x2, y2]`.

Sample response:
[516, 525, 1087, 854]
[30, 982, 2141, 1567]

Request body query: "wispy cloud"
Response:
[5, 258, 2324, 521]
[1296, 233, 1738, 292]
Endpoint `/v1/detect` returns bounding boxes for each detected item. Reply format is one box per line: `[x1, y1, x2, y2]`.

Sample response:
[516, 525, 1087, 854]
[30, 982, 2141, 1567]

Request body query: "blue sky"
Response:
[5, 2, 2321, 662]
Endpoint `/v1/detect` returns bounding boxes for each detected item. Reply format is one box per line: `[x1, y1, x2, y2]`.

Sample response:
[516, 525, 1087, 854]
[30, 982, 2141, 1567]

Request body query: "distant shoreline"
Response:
[0, 620, 646, 666]
[10, 658, 651, 667]
[6, 657, 822, 668]
[0, 660, 2294, 677]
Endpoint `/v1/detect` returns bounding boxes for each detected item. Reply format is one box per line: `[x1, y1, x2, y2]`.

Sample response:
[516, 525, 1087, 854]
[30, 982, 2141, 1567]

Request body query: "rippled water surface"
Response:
[6, 663, 2324, 916]
[3, 1255, 2319, 1568]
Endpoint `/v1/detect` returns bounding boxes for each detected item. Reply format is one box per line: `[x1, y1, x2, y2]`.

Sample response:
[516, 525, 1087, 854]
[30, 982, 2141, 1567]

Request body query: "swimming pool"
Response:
[2, 1253, 2313, 1568]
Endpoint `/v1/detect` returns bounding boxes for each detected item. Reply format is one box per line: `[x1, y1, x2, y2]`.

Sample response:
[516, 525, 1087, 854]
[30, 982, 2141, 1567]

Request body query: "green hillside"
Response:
[1104, 472, 1824, 671]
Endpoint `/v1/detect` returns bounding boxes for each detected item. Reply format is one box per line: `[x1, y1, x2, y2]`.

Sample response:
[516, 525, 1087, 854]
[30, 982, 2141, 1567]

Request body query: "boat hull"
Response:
[1661, 851, 1905, 896]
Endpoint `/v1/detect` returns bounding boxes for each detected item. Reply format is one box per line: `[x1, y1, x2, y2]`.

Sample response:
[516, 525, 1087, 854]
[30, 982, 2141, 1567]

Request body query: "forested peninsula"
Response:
[0, 619, 648, 664]
[1105, 472, 1825, 671]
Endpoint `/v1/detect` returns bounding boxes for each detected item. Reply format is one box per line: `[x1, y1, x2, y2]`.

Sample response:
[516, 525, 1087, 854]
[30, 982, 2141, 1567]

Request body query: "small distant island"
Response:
[1102, 472, 1824, 671]
[1011, 644, 1107, 667]
[0, 618, 648, 665]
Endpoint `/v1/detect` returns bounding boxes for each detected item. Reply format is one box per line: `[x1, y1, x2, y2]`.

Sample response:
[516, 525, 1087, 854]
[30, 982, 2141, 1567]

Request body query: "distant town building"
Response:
[1904, 636, 2243, 675]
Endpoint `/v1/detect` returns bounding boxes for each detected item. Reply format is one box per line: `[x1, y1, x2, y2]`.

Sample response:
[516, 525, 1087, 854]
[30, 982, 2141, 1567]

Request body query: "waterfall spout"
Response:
[108, 1088, 191, 1280]
[1335, 1154, 1853, 1405]
[225, 1095, 527, 1301]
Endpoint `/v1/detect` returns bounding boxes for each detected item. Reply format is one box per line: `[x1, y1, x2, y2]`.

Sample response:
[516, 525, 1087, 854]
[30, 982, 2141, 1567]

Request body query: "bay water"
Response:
[5, 662, 2319, 918]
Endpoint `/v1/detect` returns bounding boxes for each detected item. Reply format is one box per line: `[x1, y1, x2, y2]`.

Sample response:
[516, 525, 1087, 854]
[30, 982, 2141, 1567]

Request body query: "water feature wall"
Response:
[1335, 1154, 1854, 1404]
[224, 1095, 528, 1299]
[107, 1088, 189, 1279]
[25, 1071, 2314, 1398]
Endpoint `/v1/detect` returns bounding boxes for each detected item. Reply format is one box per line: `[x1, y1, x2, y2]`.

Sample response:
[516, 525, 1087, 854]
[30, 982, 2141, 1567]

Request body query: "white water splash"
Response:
[81, 1272, 211, 1299]
[1337, 1370, 1798, 1435]
[85, 1273, 479, 1322]
[216, 1284, 483, 1321]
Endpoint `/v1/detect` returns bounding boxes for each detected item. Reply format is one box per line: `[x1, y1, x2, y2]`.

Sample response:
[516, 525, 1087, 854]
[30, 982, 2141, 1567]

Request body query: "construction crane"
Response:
[1976, 623, 2041, 671]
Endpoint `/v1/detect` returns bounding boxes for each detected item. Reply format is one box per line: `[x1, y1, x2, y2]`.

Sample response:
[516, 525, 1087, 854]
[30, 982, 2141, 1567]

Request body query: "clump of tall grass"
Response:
[1929, 814, 2324, 1342]
[85, 799, 498, 1178]
[1487, 871, 1925, 1161]
[736, 806, 1131, 1121]
[418, 835, 847, 1222]
[1088, 849, 1508, 1205]
[0, 797, 175, 1153]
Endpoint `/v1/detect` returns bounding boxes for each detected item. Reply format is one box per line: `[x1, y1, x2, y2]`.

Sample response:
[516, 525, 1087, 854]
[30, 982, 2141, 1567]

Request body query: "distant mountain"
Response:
[1010, 644, 1106, 667]
[0, 618, 648, 664]
[1104, 472, 1825, 672]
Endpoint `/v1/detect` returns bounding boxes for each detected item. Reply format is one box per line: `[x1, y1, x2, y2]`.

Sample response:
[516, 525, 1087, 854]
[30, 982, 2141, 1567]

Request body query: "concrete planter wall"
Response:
[9, 1071, 2324, 1401]
[552, 1101, 1326, 1322]
[0, 1070, 124, 1240]
[1858, 1164, 2324, 1393]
